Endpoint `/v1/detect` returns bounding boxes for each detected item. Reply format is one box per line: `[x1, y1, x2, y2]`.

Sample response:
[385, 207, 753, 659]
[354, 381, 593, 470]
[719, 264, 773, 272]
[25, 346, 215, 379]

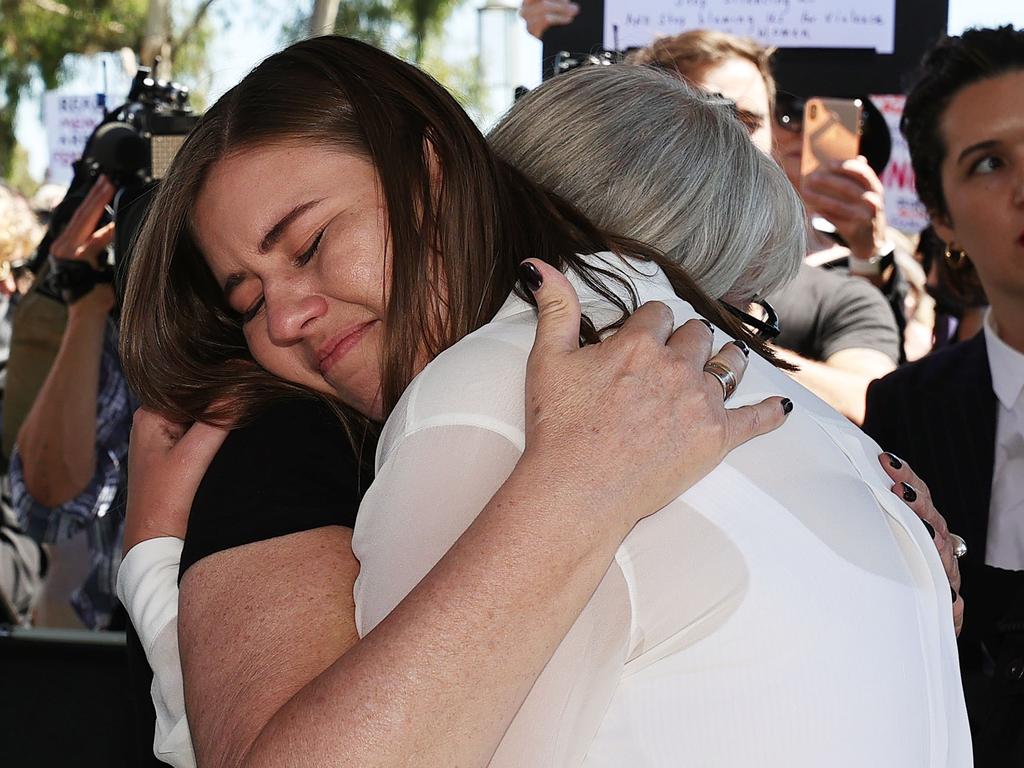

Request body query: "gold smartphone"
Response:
[800, 97, 863, 181]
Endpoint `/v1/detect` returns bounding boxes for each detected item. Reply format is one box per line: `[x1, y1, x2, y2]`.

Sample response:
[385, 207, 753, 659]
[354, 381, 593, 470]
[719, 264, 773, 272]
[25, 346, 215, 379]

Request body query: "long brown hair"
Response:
[120, 35, 776, 428]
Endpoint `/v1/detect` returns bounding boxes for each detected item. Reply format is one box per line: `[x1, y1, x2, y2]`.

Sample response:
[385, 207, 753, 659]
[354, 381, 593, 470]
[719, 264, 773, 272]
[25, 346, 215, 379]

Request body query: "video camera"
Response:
[35, 66, 200, 307]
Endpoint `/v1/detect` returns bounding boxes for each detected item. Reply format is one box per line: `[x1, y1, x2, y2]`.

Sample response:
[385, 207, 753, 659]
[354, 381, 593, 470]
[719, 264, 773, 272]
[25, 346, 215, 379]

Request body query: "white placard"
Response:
[870, 94, 929, 234]
[605, 0, 896, 54]
[44, 92, 105, 185]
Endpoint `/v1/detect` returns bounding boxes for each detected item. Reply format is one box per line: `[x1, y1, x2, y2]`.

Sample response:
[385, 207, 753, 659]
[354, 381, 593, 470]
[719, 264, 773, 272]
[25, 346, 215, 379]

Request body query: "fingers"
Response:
[878, 451, 961, 592]
[132, 407, 182, 448]
[804, 166, 869, 198]
[833, 157, 885, 194]
[520, 0, 579, 38]
[78, 221, 116, 266]
[612, 300, 674, 349]
[665, 317, 715, 365]
[52, 177, 115, 258]
[703, 339, 750, 402]
[953, 592, 964, 637]
[878, 452, 948, 537]
[176, 421, 230, 477]
[521, 259, 582, 358]
[723, 397, 793, 450]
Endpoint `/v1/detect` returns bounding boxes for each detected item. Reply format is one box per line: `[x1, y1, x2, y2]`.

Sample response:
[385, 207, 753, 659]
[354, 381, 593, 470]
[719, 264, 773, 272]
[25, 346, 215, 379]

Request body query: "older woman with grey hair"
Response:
[488, 64, 805, 306]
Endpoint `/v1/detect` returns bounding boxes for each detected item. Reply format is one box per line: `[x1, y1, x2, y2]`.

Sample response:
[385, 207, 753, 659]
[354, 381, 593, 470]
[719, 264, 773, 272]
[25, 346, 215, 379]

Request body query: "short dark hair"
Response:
[901, 25, 1024, 218]
[628, 30, 777, 108]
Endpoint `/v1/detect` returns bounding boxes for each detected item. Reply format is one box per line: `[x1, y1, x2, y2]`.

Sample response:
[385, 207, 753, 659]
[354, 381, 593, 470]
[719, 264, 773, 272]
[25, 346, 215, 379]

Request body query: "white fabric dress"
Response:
[352, 253, 971, 767]
[118, 252, 971, 767]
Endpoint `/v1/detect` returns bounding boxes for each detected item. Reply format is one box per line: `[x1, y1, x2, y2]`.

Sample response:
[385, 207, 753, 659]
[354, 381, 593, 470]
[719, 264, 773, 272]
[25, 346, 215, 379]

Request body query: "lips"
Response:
[317, 321, 376, 376]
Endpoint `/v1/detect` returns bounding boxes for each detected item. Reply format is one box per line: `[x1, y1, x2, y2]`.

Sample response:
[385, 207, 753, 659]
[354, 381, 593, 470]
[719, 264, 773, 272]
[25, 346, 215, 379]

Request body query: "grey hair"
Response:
[488, 65, 805, 303]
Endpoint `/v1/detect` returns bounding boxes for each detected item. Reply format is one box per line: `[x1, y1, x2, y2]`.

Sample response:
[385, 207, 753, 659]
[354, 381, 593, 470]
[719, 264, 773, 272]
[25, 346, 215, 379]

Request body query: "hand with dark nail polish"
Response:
[901, 482, 917, 503]
[518, 261, 543, 293]
[885, 452, 902, 470]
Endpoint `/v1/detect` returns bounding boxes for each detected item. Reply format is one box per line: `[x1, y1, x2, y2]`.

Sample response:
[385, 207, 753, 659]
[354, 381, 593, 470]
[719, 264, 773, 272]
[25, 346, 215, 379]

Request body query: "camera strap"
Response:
[48, 256, 115, 305]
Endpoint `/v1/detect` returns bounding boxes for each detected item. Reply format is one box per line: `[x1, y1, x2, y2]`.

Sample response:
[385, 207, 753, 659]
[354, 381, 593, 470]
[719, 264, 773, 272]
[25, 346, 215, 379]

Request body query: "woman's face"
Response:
[932, 70, 1024, 314]
[194, 143, 391, 419]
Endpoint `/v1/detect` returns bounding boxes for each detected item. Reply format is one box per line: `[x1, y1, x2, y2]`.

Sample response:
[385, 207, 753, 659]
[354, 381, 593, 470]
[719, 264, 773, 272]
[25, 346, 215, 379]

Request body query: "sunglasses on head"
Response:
[719, 298, 781, 341]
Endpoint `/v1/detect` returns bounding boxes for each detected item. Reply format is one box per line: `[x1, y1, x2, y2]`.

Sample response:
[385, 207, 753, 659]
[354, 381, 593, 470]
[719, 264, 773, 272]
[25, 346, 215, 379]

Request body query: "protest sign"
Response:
[870, 94, 929, 234]
[44, 93, 105, 185]
[605, 0, 896, 54]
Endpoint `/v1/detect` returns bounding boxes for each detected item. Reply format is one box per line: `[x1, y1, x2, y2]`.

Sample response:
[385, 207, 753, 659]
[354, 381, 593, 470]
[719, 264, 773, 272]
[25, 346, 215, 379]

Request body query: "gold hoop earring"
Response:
[944, 244, 970, 269]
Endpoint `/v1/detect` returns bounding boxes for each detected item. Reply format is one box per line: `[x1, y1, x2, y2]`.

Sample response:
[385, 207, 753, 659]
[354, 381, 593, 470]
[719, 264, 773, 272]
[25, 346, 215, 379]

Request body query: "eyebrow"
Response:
[259, 199, 323, 254]
[957, 139, 997, 165]
[221, 198, 323, 302]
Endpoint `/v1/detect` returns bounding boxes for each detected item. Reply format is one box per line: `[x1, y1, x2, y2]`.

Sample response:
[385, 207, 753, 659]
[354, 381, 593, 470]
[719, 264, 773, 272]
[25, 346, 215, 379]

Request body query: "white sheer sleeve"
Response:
[353, 424, 633, 767]
[116, 537, 196, 768]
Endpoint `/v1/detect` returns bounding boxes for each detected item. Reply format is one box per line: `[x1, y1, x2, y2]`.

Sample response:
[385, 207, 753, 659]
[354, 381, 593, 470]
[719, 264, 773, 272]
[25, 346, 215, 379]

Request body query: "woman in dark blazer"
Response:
[862, 25, 1024, 765]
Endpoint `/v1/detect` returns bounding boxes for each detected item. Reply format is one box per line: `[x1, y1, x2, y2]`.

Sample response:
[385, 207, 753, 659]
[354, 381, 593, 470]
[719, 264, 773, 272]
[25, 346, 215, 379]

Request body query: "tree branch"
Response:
[172, 0, 218, 51]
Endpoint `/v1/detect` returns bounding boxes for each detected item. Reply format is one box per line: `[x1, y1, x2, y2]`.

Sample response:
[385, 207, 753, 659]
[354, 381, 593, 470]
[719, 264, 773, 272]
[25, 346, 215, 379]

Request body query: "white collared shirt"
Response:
[983, 310, 1024, 570]
[117, 253, 971, 767]
[354, 253, 971, 767]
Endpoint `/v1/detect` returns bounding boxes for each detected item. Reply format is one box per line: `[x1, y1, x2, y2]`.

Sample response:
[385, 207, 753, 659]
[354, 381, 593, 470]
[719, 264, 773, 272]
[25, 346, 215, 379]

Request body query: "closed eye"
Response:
[241, 296, 264, 324]
[239, 227, 325, 324]
[294, 227, 326, 267]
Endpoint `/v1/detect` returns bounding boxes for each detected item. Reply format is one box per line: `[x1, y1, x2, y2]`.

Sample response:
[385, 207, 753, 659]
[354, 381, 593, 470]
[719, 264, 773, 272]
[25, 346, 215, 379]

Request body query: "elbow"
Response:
[22, 458, 95, 509]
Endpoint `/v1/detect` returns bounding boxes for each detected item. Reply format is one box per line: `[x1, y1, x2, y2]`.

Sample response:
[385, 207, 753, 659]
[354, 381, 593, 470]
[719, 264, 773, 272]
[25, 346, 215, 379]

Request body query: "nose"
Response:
[264, 283, 328, 346]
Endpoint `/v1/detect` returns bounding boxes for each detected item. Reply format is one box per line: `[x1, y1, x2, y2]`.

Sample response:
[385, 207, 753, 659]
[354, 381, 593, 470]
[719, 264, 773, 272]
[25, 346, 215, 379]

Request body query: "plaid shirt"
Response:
[9, 321, 136, 629]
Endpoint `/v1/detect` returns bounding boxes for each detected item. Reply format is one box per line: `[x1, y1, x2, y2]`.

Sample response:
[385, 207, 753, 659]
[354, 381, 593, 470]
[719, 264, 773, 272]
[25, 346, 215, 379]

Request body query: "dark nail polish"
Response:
[921, 519, 935, 538]
[698, 318, 714, 334]
[781, 398, 793, 415]
[518, 261, 542, 293]
[952, 587, 958, 604]
[885, 452, 903, 470]
[902, 481, 918, 503]
[734, 340, 750, 357]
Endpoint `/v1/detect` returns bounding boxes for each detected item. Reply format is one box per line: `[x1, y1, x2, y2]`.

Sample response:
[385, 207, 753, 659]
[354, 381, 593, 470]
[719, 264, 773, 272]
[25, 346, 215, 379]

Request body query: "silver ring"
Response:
[703, 359, 738, 401]
[950, 533, 967, 560]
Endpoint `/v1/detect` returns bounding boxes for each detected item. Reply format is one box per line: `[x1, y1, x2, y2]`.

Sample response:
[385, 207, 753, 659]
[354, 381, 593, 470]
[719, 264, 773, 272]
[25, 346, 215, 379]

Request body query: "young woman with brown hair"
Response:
[117, 37, 966, 767]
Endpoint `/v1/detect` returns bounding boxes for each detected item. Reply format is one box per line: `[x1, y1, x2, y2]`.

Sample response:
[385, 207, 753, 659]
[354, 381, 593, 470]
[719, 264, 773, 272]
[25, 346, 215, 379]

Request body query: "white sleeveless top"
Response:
[353, 253, 971, 767]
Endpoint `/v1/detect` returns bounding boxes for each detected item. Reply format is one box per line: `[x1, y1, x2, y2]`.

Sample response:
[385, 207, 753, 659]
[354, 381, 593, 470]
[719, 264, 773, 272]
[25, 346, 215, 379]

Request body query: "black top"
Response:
[179, 398, 376, 582]
[863, 333, 1024, 765]
[768, 262, 901, 364]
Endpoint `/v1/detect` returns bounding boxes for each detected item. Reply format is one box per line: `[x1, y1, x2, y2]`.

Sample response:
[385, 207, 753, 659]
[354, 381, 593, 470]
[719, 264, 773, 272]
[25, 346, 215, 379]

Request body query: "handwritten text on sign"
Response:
[604, 0, 896, 54]
[44, 92, 105, 185]
[870, 94, 928, 233]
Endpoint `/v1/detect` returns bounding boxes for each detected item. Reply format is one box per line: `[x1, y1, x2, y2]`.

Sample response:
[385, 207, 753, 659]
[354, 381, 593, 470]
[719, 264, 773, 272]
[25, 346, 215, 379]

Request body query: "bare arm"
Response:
[775, 346, 895, 425]
[17, 303, 108, 505]
[179, 527, 360, 767]
[126, 261, 790, 768]
[16, 179, 115, 506]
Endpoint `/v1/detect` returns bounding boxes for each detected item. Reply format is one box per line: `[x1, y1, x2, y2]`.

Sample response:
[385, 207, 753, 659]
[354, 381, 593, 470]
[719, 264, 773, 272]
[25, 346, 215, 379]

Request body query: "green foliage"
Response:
[0, 0, 148, 176]
[283, 0, 461, 64]
[392, 0, 460, 63]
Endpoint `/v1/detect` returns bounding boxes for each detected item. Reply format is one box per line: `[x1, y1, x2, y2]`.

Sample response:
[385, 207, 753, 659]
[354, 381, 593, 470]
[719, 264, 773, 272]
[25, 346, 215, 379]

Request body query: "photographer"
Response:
[0, 183, 46, 623]
[9, 176, 136, 630]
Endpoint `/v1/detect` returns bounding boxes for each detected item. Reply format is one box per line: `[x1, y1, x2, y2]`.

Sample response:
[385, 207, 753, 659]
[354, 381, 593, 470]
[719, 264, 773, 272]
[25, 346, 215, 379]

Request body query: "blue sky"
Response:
[13, 0, 1024, 181]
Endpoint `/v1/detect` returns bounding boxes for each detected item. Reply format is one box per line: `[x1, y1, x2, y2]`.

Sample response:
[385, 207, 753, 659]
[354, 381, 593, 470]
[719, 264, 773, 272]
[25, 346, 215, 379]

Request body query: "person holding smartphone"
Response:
[628, 30, 902, 424]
